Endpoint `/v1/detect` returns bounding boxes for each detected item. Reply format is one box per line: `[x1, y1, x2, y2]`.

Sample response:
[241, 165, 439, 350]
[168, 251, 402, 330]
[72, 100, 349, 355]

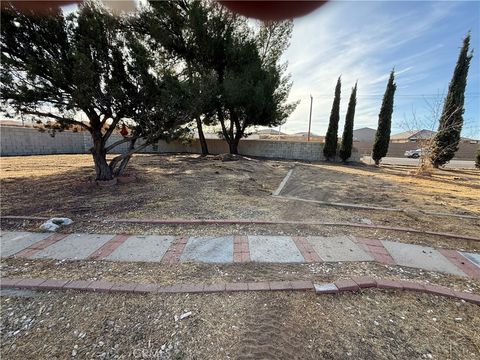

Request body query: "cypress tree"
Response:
[475, 147, 480, 169]
[430, 33, 473, 168]
[323, 76, 341, 161]
[339, 82, 357, 162]
[372, 70, 396, 165]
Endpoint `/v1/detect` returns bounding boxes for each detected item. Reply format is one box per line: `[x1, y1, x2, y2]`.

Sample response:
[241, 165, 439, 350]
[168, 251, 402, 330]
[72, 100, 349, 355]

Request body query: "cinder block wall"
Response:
[0, 126, 362, 162]
[353, 141, 478, 160]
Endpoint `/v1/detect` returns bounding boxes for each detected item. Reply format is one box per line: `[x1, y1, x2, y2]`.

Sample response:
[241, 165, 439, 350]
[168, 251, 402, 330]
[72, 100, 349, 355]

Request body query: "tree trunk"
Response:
[114, 138, 137, 177]
[196, 117, 209, 156]
[91, 135, 113, 181]
[229, 140, 238, 154]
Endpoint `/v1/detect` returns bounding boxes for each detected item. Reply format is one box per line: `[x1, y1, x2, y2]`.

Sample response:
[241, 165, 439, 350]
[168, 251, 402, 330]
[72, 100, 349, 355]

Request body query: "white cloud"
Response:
[277, 1, 462, 135]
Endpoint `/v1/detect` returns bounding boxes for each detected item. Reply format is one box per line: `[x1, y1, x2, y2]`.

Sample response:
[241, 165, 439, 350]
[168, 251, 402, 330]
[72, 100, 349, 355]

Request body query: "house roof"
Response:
[391, 129, 478, 142]
[255, 128, 286, 135]
[391, 129, 436, 140]
[294, 131, 321, 137]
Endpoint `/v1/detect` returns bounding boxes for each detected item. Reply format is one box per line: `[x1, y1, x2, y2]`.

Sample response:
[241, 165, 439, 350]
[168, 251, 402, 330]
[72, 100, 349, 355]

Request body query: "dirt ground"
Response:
[1, 154, 479, 250]
[1, 289, 479, 360]
[1, 154, 480, 359]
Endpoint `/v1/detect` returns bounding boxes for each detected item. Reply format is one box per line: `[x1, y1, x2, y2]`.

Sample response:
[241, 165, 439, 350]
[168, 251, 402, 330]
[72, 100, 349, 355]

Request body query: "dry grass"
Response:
[1, 290, 479, 359]
[1, 154, 479, 250]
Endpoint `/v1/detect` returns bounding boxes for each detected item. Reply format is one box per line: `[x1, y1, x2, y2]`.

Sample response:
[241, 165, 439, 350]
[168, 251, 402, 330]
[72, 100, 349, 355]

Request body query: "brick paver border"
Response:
[160, 236, 188, 264]
[353, 237, 396, 265]
[438, 249, 480, 279]
[88, 234, 130, 260]
[1, 277, 478, 305]
[13, 233, 70, 258]
[233, 236, 250, 263]
[291, 236, 321, 262]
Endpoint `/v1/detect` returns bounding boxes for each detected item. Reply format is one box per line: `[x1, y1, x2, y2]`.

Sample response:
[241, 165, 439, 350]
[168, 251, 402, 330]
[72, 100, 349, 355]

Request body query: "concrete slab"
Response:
[382, 240, 466, 276]
[32, 233, 114, 260]
[306, 236, 374, 262]
[106, 235, 175, 262]
[180, 236, 234, 263]
[0, 231, 51, 257]
[248, 236, 304, 263]
[461, 252, 480, 268]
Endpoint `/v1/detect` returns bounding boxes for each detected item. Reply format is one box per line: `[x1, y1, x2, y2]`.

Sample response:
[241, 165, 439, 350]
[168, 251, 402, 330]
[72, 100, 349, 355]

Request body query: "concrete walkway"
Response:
[1, 231, 479, 278]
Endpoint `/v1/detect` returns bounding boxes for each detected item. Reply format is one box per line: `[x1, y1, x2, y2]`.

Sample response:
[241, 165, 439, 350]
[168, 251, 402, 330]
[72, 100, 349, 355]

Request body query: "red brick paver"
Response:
[376, 279, 403, 290]
[233, 236, 250, 263]
[335, 279, 360, 292]
[247, 282, 270, 291]
[351, 276, 377, 288]
[438, 249, 480, 279]
[14, 233, 70, 258]
[160, 236, 188, 264]
[291, 237, 321, 262]
[354, 237, 396, 265]
[88, 234, 130, 260]
[1, 276, 479, 305]
[226, 282, 249, 292]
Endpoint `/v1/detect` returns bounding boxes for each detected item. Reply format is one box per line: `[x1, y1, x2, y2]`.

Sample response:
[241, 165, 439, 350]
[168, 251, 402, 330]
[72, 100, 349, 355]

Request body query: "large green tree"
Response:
[430, 34, 473, 168]
[144, 0, 296, 155]
[323, 76, 341, 161]
[339, 82, 357, 162]
[372, 70, 396, 165]
[1, 2, 190, 180]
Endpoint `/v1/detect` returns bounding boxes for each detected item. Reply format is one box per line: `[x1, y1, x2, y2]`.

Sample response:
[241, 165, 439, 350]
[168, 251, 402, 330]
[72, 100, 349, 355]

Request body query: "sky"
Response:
[279, 0, 479, 138]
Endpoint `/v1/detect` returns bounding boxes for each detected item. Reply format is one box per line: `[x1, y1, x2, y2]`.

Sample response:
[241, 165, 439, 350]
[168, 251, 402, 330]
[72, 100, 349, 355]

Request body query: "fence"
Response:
[0, 126, 361, 162]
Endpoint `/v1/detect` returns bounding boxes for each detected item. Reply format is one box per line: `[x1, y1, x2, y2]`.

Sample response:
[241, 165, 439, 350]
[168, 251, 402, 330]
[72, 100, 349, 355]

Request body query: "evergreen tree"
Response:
[323, 76, 341, 161]
[145, 1, 297, 155]
[475, 147, 480, 169]
[0, 2, 190, 180]
[339, 82, 357, 162]
[430, 33, 473, 168]
[372, 70, 396, 165]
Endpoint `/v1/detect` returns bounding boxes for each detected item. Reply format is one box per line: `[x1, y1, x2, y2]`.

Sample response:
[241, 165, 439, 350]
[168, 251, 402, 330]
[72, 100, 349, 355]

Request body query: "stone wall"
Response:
[1, 126, 359, 162]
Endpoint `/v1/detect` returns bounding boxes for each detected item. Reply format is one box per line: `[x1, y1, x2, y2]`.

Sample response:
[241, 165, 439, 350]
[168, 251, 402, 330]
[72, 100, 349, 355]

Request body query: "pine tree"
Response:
[430, 33, 473, 168]
[323, 76, 341, 161]
[339, 82, 357, 162]
[372, 70, 396, 165]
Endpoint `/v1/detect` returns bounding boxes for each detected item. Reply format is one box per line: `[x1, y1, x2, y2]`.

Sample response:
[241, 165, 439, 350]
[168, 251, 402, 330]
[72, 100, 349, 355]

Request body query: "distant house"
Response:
[352, 127, 376, 142]
[0, 119, 25, 127]
[254, 128, 286, 136]
[293, 131, 321, 137]
[391, 129, 478, 144]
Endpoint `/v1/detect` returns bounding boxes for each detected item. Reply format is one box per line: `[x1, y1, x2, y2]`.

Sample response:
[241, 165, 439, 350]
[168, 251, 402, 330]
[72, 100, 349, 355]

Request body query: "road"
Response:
[360, 156, 476, 169]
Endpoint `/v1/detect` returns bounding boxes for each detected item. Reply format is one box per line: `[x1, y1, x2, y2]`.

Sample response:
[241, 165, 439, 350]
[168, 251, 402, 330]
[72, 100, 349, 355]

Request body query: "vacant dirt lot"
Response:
[1, 154, 479, 249]
[1, 289, 479, 360]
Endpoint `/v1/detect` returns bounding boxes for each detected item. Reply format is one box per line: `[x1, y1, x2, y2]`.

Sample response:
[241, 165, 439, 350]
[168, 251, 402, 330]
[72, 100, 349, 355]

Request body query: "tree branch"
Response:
[105, 136, 140, 153]
[20, 109, 91, 131]
[108, 141, 150, 170]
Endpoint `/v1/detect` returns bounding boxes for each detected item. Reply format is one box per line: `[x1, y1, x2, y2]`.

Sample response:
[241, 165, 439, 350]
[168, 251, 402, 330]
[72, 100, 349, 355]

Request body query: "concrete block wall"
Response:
[353, 140, 478, 160]
[0, 126, 87, 156]
[0, 126, 362, 162]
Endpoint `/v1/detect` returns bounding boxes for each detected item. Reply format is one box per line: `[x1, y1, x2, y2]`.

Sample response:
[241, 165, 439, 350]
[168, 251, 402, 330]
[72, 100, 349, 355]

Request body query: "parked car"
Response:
[404, 149, 423, 158]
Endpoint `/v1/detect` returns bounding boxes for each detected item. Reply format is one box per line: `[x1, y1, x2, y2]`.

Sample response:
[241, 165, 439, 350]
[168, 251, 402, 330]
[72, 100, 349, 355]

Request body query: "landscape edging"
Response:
[0, 277, 478, 305]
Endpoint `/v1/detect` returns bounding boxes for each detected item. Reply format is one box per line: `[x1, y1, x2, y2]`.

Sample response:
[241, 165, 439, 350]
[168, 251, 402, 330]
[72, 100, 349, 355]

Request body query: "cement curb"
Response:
[2, 216, 479, 242]
[1, 277, 478, 305]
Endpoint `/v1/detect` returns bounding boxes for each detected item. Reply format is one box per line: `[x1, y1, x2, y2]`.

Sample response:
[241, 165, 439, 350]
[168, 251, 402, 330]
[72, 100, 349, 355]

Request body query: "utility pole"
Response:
[307, 95, 313, 142]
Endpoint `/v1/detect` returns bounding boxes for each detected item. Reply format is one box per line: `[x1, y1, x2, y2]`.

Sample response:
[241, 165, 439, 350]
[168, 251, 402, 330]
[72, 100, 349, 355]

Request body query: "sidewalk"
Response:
[1, 231, 479, 278]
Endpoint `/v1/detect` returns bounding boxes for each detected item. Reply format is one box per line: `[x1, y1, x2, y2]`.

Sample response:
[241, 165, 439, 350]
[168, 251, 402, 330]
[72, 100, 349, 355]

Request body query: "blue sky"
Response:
[281, 0, 479, 138]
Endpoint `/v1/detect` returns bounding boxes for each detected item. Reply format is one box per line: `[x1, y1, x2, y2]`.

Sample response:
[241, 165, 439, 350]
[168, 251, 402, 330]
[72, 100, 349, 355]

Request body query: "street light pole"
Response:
[307, 94, 313, 142]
